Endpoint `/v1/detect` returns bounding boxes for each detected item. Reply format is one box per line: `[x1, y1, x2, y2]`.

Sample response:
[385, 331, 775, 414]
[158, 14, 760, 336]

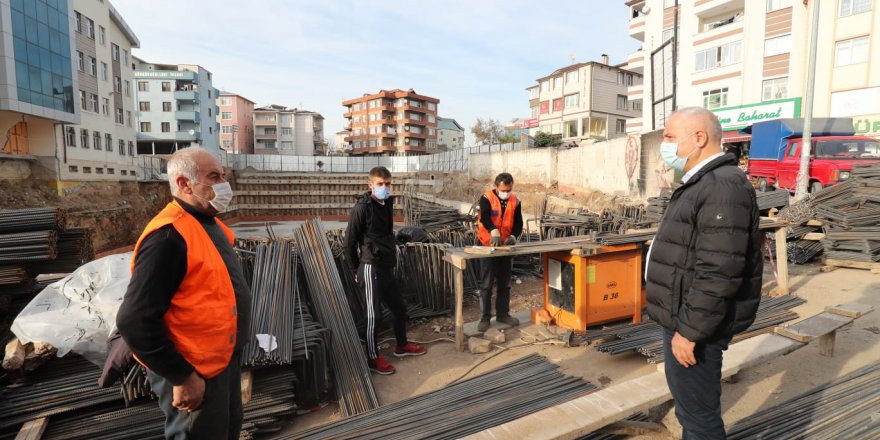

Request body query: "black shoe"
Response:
[496, 315, 520, 327]
[477, 319, 490, 332]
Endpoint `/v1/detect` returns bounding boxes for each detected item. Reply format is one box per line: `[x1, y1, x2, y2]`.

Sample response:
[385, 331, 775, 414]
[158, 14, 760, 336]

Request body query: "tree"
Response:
[498, 133, 519, 144]
[471, 118, 507, 145]
[534, 131, 561, 149]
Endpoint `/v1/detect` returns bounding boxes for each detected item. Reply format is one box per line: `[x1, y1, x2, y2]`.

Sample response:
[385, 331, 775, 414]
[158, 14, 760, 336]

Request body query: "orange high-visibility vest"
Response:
[131, 200, 237, 379]
[477, 190, 518, 246]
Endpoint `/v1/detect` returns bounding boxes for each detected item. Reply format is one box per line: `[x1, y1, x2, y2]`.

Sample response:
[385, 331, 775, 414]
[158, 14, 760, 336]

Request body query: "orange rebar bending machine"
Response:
[532, 243, 646, 331]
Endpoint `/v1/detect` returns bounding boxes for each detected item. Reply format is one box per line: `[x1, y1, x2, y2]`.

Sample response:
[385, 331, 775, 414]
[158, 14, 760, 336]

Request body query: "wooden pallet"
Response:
[823, 258, 880, 274]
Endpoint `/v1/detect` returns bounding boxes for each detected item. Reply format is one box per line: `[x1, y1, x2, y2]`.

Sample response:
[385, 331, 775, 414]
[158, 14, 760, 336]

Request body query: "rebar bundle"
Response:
[0, 208, 66, 234]
[0, 230, 58, 263]
[27, 228, 94, 275]
[285, 354, 597, 440]
[295, 219, 379, 417]
[396, 242, 453, 314]
[0, 265, 29, 286]
[725, 362, 880, 439]
[755, 190, 791, 211]
[580, 295, 805, 363]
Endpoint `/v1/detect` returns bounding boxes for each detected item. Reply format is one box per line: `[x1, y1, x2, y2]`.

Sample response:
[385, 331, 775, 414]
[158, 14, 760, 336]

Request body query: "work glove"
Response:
[489, 229, 502, 247]
[504, 235, 517, 246]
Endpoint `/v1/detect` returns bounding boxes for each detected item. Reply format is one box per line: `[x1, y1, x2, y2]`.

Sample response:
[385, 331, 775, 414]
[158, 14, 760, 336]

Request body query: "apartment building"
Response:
[1, 0, 79, 179]
[437, 117, 465, 151]
[133, 58, 220, 156]
[526, 56, 643, 143]
[334, 130, 350, 154]
[252, 105, 325, 156]
[218, 91, 254, 154]
[342, 89, 440, 156]
[626, 0, 880, 140]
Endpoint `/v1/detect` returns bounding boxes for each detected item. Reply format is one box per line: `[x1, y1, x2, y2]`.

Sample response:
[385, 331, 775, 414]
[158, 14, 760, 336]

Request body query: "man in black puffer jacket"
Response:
[646, 107, 762, 439]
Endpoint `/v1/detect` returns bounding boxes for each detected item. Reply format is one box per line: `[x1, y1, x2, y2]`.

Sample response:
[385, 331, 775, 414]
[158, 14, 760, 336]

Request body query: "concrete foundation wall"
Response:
[468, 149, 557, 185]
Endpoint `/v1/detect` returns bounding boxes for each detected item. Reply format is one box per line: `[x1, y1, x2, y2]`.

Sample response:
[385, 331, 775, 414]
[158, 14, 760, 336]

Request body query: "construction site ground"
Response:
[285, 261, 880, 438]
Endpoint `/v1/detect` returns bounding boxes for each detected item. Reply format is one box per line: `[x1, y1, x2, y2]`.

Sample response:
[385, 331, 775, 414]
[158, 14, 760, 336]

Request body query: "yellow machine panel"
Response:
[541, 243, 645, 331]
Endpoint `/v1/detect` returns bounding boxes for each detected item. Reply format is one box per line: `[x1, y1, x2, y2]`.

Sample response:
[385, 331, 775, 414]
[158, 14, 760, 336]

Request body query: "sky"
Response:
[112, 0, 640, 148]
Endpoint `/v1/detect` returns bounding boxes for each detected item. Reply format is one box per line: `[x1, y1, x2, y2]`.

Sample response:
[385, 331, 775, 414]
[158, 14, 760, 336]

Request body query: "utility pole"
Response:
[795, 0, 821, 200]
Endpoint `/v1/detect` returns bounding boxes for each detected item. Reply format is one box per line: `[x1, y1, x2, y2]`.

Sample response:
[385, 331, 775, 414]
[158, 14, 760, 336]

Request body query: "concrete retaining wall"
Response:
[468, 148, 557, 185]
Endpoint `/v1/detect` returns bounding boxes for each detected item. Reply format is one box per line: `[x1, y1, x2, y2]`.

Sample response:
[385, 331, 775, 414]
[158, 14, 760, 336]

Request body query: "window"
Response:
[617, 72, 626, 85]
[140, 122, 151, 132]
[617, 95, 628, 110]
[632, 101, 642, 111]
[540, 101, 550, 114]
[565, 70, 579, 84]
[616, 119, 626, 133]
[158, 81, 170, 92]
[121, 170, 127, 176]
[788, 142, 800, 157]
[126, 111, 132, 127]
[541, 81, 550, 92]
[128, 141, 134, 156]
[139, 101, 150, 111]
[79, 90, 87, 110]
[694, 41, 742, 72]
[69, 166, 78, 173]
[93, 131, 102, 150]
[89, 93, 98, 113]
[553, 98, 564, 111]
[553, 77, 562, 89]
[835, 36, 869, 66]
[138, 81, 149, 92]
[115, 108, 124, 124]
[96, 167, 104, 174]
[280, 128, 292, 136]
[111, 43, 119, 61]
[83, 167, 92, 174]
[105, 133, 112, 152]
[75, 11, 82, 32]
[764, 34, 792, 57]
[840, 0, 872, 16]
[529, 88, 539, 99]
[222, 140, 232, 149]
[80, 129, 89, 148]
[162, 102, 171, 112]
[123, 50, 128, 65]
[88, 56, 96, 76]
[280, 141, 293, 150]
[530, 106, 538, 118]
[65, 127, 76, 147]
[124, 80, 130, 97]
[428, 114, 436, 123]
[102, 98, 109, 116]
[664, 0, 676, 7]
[221, 111, 232, 119]
[564, 94, 579, 108]
[84, 17, 94, 39]
[762, 77, 788, 101]
[428, 102, 436, 111]
[100, 62, 108, 81]
[99, 25, 106, 45]
[107, 168, 115, 175]
[161, 122, 170, 133]
[222, 126, 233, 134]
[208, 108, 212, 117]
[662, 28, 675, 43]
[209, 127, 213, 134]
[428, 128, 436, 135]
[263, 141, 276, 149]
[766, 0, 792, 11]
[264, 128, 276, 135]
[220, 97, 232, 105]
[702, 87, 729, 109]
[119, 140, 125, 155]
[77, 51, 84, 71]
[114, 76, 122, 93]
[626, 73, 634, 86]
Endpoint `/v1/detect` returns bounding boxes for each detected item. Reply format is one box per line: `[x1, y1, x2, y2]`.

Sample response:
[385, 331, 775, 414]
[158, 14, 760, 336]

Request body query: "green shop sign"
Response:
[711, 98, 802, 131]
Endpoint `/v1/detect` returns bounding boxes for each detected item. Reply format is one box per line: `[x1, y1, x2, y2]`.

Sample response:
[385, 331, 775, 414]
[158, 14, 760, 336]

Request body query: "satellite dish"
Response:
[642, 6, 651, 13]
[188, 129, 195, 135]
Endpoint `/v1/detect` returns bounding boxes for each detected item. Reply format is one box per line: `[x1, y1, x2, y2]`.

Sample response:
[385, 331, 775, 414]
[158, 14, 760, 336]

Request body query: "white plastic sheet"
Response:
[11, 253, 132, 366]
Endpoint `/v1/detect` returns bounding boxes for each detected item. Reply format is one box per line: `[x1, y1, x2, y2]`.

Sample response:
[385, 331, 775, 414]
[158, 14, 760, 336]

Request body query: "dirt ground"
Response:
[281, 261, 880, 438]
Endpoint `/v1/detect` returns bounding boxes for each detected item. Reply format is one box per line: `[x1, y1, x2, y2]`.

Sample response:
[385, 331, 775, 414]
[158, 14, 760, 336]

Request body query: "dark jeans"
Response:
[358, 263, 408, 359]
[146, 352, 242, 440]
[662, 328, 731, 440]
[479, 256, 512, 320]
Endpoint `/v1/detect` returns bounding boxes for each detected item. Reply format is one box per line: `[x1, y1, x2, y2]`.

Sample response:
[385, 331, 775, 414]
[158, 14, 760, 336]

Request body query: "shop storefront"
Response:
[711, 98, 802, 163]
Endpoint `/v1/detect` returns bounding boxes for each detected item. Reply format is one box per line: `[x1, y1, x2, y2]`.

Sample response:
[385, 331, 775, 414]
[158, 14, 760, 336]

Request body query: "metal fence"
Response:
[226, 141, 525, 174]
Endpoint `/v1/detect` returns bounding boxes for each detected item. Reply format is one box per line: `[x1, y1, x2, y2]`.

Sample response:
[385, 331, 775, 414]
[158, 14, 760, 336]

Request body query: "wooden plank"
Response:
[802, 232, 825, 241]
[773, 312, 852, 343]
[826, 303, 874, 319]
[463, 246, 512, 255]
[240, 370, 253, 405]
[824, 259, 880, 271]
[773, 226, 790, 296]
[820, 265, 839, 273]
[454, 267, 466, 352]
[14, 417, 48, 440]
[597, 420, 665, 436]
[806, 219, 824, 226]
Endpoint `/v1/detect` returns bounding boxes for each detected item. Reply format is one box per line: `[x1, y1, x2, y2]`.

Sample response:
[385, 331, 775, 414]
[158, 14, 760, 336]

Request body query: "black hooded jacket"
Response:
[646, 153, 763, 343]
[345, 192, 397, 271]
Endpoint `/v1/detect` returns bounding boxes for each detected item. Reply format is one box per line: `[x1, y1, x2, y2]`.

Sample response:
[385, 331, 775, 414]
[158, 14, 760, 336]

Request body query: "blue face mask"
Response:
[372, 186, 390, 200]
[660, 132, 698, 172]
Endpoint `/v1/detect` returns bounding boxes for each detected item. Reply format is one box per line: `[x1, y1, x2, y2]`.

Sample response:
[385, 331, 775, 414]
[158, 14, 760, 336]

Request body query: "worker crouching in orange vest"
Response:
[117, 147, 251, 440]
[476, 172, 524, 333]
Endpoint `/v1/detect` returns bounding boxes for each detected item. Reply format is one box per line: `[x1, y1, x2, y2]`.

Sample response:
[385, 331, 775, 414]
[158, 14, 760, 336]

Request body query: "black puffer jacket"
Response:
[345, 192, 397, 271]
[646, 153, 763, 343]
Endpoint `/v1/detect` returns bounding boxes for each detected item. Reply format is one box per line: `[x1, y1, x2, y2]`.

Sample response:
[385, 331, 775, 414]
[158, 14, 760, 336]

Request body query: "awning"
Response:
[722, 131, 752, 143]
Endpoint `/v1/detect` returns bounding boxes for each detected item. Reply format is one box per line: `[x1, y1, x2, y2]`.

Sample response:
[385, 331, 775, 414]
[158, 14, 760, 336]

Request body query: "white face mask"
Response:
[192, 181, 234, 212]
[497, 190, 510, 200]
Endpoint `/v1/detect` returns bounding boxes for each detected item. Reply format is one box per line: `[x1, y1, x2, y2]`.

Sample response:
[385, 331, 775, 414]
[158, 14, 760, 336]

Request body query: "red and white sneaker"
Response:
[368, 355, 396, 375]
[393, 342, 427, 357]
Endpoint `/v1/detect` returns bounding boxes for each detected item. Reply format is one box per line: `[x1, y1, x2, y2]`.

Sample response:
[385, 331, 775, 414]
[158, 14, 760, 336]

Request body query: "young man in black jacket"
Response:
[646, 107, 762, 439]
[345, 166, 426, 375]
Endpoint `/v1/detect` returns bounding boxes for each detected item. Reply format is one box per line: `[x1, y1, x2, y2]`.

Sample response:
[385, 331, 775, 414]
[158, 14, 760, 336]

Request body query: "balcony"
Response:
[403, 131, 428, 139]
[134, 70, 197, 82]
[694, 15, 743, 47]
[174, 90, 199, 101]
[175, 111, 200, 121]
[256, 132, 277, 140]
[175, 131, 202, 141]
[694, 0, 745, 18]
[629, 13, 645, 41]
[627, 49, 645, 74]
[628, 85, 644, 101]
[626, 117, 644, 134]
[254, 118, 277, 126]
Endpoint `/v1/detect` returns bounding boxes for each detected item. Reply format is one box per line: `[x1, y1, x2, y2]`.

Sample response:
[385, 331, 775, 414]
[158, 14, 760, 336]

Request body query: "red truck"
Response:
[743, 118, 880, 193]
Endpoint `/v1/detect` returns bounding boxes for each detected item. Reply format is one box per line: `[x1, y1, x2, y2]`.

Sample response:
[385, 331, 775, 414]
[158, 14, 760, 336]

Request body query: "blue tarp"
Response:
[743, 118, 855, 161]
